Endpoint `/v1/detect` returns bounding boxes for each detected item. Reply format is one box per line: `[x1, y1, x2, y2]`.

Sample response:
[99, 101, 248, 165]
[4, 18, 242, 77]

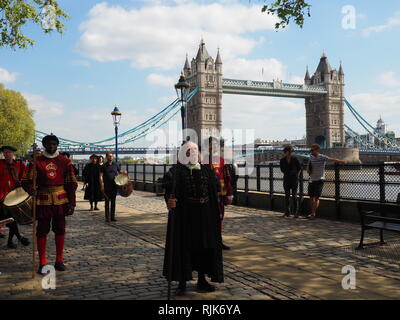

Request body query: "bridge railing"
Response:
[75, 162, 400, 205]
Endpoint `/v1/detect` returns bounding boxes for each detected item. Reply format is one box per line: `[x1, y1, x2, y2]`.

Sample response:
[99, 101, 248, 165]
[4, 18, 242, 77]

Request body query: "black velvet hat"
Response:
[0, 146, 17, 152]
[42, 135, 60, 146]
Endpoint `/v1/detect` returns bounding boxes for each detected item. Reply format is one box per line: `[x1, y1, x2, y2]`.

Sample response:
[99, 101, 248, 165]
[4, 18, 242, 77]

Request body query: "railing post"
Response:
[143, 163, 146, 184]
[153, 164, 156, 192]
[269, 163, 274, 210]
[134, 163, 137, 183]
[334, 163, 341, 220]
[244, 173, 249, 207]
[163, 164, 167, 177]
[379, 163, 386, 203]
[256, 165, 261, 192]
[233, 176, 238, 205]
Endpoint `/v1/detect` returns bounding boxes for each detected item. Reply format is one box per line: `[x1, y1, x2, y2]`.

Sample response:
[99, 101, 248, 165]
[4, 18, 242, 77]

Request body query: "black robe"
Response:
[162, 164, 224, 283]
[83, 163, 104, 202]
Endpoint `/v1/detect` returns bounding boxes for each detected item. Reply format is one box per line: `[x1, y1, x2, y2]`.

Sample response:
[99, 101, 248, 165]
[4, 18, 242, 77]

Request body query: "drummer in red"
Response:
[205, 138, 234, 251]
[0, 146, 30, 248]
[22, 135, 78, 274]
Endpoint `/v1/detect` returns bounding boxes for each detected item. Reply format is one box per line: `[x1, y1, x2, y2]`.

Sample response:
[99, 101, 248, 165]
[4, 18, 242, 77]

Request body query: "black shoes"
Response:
[19, 237, 30, 246]
[197, 280, 215, 292]
[94, 207, 100, 211]
[37, 264, 46, 275]
[37, 262, 66, 274]
[175, 282, 187, 296]
[7, 241, 17, 249]
[54, 262, 66, 271]
[111, 218, 117, 222]
[222, 243, 230, 250]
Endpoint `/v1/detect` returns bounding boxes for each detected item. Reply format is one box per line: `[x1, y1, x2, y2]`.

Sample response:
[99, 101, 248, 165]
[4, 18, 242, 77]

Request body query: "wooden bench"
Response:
[357, 202, 400, 250]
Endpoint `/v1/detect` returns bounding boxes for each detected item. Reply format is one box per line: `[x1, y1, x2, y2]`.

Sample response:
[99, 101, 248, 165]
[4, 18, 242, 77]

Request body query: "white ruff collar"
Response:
[185, 163, 201, 170]
[43, 151, 59, 159]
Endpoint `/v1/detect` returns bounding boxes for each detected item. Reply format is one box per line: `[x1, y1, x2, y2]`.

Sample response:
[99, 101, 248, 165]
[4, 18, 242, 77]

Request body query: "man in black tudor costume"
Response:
[83, 154, 103, 211]
[163, 141, 224, 296]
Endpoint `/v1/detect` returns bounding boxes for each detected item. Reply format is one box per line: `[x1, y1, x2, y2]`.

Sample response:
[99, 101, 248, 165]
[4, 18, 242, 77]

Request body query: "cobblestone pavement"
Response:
[0, 187, 399, 300]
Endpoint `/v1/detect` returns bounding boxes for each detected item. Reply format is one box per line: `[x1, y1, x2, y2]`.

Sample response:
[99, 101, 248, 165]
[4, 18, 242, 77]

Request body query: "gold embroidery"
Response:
[36, 186, 69, 206]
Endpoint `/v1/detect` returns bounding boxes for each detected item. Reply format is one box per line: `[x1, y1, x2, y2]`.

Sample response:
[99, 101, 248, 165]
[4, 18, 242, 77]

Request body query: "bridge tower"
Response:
[305, 54, 345, 148]
[183, 39, 223, 142]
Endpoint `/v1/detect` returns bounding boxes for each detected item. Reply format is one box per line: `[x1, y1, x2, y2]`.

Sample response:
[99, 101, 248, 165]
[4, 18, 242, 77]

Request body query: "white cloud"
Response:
[0, 67, 18, 83]
[24, 93, 65, 119]
[378, 71, 400, 87]
[363, 12, 400, 36]
[146, 73, 175, 87]
[76, 2, 278, 70]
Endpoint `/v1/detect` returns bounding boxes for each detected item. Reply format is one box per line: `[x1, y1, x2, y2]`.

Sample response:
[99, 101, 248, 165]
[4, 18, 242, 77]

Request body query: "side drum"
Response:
[114, 174, 134, 198]
[2, 187, 33, 225]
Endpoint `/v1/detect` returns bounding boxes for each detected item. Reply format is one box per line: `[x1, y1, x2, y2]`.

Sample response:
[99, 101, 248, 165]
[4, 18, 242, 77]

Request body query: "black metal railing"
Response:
[75, 162, 400, 204]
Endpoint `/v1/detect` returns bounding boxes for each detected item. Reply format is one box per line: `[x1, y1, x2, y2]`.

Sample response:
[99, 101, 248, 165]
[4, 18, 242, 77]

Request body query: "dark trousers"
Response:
[283, 179, 298, 215]
[0, 207, 22, 242]
[104, 185, 117, 221]
[36, 216, 66, 237]
[7, 221, 21, 242]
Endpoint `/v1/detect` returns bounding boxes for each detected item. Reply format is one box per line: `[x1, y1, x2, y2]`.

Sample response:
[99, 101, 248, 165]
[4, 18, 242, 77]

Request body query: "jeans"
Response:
[283, 179, 298, 215]
[104, 184, 117, 221]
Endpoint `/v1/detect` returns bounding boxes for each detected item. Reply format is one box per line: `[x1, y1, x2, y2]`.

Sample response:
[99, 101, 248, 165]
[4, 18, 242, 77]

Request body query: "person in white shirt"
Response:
[307, 144, 346, 219]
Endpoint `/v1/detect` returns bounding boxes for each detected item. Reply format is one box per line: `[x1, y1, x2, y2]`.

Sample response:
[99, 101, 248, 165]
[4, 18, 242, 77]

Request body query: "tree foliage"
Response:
[0, 0, 68, 49]
[262, 0, 311, 29]
[0, 83, 35, 155]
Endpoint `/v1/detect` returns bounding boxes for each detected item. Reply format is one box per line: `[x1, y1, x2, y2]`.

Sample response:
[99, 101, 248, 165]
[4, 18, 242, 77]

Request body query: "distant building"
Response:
[254, 137, 307, 149]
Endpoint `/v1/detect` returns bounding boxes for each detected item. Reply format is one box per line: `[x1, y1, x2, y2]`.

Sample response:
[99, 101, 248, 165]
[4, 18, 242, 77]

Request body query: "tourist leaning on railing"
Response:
[307, 144, 346, 219]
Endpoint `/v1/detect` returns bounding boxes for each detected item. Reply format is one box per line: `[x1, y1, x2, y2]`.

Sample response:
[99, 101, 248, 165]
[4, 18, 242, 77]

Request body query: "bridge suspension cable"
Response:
[344, 99, 400, 150]
[35, 87, 199, 148]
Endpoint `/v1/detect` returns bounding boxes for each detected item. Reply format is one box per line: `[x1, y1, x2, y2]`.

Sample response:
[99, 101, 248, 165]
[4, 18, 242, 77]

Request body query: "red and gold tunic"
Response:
[209, 157, 233, 198]
[0, 160, 27, 202]
[22, 153, 78, 219]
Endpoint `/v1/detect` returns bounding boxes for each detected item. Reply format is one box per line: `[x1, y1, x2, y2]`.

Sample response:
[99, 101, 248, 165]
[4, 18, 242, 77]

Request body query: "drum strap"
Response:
[6, 162, 21, 188]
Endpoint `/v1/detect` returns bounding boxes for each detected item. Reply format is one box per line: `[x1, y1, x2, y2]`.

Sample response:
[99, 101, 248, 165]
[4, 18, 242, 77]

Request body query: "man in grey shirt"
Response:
[307, 144, 346, 219]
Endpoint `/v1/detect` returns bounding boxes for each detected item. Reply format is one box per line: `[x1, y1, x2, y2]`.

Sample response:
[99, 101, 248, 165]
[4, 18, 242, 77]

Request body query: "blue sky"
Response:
[1, 0, 399, 146]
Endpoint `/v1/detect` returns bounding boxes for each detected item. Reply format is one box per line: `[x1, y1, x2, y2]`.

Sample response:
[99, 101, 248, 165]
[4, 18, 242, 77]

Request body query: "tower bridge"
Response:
[184, 40, 345, 149]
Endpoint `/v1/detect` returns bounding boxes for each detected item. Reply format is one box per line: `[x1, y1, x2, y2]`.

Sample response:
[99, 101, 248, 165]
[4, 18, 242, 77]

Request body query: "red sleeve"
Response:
[64, 159, 78, 207]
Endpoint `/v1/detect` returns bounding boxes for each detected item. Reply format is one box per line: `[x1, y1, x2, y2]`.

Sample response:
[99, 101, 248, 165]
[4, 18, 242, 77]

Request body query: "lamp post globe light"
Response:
[174, 72, 190, 143]
[111, 105, 122, 163]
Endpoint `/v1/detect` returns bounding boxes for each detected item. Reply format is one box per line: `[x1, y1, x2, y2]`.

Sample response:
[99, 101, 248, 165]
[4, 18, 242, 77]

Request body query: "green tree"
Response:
[262, 0, 311, 29]
[0, 83, 35, 155]
[0, 0, 68, 49]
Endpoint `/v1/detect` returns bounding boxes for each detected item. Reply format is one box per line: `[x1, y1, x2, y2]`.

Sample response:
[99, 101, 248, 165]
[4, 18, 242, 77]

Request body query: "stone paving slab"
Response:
[0, 186, 399, 300]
